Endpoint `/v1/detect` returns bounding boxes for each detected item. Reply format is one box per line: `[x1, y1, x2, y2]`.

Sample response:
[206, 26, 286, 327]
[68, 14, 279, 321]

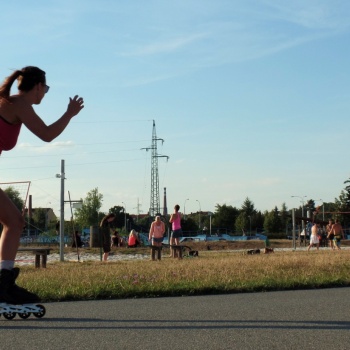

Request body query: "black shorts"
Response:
[171, 229, 183, 239]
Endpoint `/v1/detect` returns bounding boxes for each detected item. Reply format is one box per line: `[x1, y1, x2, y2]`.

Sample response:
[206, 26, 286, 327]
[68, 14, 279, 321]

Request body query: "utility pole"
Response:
[141, 120, 169, 217]
[56, 159, 65, 262]
[56, 159, 83, 262]
[134, 198, 142, 222]
[163, 188, 168, 217]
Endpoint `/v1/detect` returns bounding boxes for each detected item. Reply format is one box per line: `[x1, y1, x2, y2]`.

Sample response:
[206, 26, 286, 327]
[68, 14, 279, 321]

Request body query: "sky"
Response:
[1, 0, 350, 219]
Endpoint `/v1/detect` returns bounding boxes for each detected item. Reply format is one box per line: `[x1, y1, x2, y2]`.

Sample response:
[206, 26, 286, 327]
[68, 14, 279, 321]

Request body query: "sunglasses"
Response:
[42, 83, 50, 93]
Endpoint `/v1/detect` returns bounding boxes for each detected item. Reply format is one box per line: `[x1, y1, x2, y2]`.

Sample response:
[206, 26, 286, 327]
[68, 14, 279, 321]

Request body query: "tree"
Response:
[74, 188, 103, 228]
[255, 211, 265, 232]
[213, 204, 239, 232]
[235, 212, 248, 234]
[334, 178, 350, 226]
[279, 203, 290, 235]
[138, 215, 153, 232]
[264, 207, 282, 234]
[108, 206, 126, 229]
[181, 217, 197, 232]
[241, 197, 256, 216]
[4, 186, 24, 211]
[32, 208, 48, 232]
[235, 198, 257, 235]
[305, 199, 316, 217]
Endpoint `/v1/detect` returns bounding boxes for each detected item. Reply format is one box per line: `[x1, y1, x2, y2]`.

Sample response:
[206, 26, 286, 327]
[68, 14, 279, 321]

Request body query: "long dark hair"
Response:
[0, 66, 46, 100]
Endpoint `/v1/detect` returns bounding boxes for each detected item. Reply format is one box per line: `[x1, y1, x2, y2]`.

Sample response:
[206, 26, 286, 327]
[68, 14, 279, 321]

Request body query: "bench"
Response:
[170, 245, 184, 259]
[170, 245, 199, 259]
[150, 245, 162, 260]
[17, 248, 52, 268]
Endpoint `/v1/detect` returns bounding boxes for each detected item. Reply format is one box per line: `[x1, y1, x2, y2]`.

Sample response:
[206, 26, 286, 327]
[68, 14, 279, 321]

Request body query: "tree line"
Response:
[3, 177, 350, 237]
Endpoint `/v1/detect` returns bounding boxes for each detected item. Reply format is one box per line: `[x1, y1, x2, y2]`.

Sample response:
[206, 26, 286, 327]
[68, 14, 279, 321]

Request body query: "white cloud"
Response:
[122, 33, 208, 57]
[253, 177, 282, 187]
[17, 141, 76, 153]
[261, 0, 350, 30]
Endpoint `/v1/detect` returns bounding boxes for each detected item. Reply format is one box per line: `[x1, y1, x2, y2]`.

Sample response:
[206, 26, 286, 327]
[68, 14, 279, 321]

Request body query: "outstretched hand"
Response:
[67, 95, 84, 117]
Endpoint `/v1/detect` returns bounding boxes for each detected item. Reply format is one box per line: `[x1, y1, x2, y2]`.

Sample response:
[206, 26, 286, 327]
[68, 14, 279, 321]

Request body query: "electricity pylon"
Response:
[141, 120, 169, 217]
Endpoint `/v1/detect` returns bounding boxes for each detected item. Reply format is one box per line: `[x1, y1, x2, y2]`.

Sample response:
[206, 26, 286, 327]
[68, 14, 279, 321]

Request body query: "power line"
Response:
[0, 157, 148, 170]
[4, 147, 146, 159]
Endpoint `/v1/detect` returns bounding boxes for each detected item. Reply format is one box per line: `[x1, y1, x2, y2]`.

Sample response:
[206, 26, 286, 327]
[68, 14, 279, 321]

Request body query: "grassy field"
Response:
[17, 242, 350, 302]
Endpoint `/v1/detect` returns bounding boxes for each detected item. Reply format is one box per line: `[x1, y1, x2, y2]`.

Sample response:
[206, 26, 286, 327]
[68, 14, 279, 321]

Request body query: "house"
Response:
[24, 207, 57, 231]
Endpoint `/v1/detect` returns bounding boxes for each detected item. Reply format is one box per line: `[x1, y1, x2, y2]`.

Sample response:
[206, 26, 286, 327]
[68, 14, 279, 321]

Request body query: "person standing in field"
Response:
[330, 219, 345, 250]
[326, 219, 335, 250]
[72, 230, 83, 248]
[307, 223, 320, 251]
[0, 66, 84, 304]
[149, 216, 165, 260]
[100, 213, 116, 261]
[169, 204, 183, 257]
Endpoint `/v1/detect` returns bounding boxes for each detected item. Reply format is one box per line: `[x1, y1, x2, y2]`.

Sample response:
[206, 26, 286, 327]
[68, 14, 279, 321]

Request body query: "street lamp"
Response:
[184, 198, 189, 219]
[196, 199, 201, 229]
[122, 202, 127, 234]
[316, 199, 324, 221]
[291, 195, 307, 234]
[208, 211, 213, 236]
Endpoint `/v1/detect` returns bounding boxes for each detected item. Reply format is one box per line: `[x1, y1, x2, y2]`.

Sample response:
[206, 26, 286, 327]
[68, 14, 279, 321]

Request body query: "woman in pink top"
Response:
[0, 66, 84, 304]
[128, 229, 141, 248]
[169, 204, 183, 246]
[149, 216, 165, 247]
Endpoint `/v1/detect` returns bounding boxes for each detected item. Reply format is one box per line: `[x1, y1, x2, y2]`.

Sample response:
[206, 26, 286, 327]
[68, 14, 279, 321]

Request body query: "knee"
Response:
[2, 213, 25, 232]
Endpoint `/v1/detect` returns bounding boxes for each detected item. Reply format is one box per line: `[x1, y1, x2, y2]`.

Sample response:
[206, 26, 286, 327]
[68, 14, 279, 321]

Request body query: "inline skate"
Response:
[0, 268, 46, 320]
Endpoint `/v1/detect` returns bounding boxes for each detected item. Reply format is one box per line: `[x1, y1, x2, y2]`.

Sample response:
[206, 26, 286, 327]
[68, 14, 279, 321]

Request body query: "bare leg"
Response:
[169, 237, 174, 257]
[0, 190, 25, 262]
[0, 190, 40, 304]
[154, 242, 162, 260]
[103, 252, 109, 261]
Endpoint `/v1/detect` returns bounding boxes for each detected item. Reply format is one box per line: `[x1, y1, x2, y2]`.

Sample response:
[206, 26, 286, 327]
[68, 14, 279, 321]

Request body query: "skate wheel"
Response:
[3, 312, 16, 320]
[18, 312, 31, 319]
[33, 304, 46, 318]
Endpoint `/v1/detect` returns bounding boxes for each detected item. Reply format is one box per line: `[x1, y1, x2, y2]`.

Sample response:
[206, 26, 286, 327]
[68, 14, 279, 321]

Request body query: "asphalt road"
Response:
[1, 288, 350, 350]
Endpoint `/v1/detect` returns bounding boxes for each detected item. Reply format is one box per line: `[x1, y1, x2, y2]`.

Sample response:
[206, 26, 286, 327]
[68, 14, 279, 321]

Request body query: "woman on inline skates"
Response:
[0, 66, 84, 304]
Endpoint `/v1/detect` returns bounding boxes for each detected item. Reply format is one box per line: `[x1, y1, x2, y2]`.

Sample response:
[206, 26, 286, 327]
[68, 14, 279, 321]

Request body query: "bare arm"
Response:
[16, 95, 84, 142]
[149, 223, 154, 240]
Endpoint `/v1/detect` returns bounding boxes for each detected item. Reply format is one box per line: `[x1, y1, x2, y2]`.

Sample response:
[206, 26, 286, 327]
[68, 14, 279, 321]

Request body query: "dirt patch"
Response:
[178, 239, 350, 251]
[182, 240, 274, 251]
[59, 239, 350, 255]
